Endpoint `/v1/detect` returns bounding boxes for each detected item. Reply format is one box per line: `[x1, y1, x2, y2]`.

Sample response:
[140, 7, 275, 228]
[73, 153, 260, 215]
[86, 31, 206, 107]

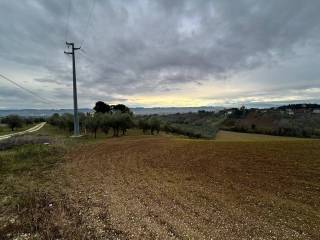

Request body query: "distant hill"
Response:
[277, 104, 320, 110]
[0, 109, 91, 117]
[0, 106, 222, 117]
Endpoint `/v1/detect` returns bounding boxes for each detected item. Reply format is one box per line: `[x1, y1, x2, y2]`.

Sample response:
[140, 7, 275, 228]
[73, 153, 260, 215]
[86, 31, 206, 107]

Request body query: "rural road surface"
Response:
[0, 122, 46, 141]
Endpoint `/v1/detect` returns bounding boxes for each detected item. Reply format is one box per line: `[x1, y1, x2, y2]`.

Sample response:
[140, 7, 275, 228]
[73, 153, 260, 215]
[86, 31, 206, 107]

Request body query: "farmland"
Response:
[1, 126, 319, 239]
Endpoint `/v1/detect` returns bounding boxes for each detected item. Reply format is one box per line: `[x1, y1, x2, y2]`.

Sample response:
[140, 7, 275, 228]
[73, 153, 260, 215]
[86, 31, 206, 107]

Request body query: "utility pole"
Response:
[64, 42, 81, 136]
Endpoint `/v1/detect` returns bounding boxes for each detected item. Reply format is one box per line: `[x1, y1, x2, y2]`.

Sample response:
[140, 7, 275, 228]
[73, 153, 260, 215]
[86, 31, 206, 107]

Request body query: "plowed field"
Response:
[63, 136, 320, 239]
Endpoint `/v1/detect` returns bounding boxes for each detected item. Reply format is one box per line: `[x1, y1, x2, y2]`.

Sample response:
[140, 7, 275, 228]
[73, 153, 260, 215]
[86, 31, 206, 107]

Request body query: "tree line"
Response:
[48, 112, 134, 138]
[48, 102, 162, 138]
[47, 102, 226, 139]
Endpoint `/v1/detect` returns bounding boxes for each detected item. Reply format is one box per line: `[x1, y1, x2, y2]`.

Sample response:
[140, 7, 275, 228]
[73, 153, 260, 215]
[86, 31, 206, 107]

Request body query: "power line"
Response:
[65, 0, 72, 42]
[80, 0, 96, 48]
[0, 73, 57, 106]
[78, 49, 96, 63]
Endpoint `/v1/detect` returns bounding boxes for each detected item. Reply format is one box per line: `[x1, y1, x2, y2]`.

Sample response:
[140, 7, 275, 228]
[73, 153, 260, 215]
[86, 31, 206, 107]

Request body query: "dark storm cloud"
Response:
[1, 0, 320, 106]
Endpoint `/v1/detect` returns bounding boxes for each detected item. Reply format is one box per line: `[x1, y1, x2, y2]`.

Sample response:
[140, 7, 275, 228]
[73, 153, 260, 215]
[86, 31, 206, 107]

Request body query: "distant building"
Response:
[286, 109, 294, 115]
[313, 109, 320, 114]
[227, 110, 233, 115]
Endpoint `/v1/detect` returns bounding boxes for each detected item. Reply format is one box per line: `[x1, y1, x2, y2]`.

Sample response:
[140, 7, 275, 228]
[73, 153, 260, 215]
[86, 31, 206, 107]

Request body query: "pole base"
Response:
[70, 134, 83, 138]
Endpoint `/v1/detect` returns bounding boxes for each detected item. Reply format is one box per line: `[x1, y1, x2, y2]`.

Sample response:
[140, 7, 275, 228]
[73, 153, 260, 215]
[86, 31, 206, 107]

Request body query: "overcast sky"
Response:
[1, 0, 320, 109]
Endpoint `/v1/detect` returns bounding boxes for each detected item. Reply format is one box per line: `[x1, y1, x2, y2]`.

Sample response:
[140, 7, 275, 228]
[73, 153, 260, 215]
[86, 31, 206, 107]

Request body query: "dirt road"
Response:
[0, 122, 46, 141]
[64, 136, 320, 239]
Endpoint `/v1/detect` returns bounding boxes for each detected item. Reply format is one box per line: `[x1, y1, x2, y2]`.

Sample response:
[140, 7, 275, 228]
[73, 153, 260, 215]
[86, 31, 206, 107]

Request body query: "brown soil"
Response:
[62, 136, 320, 239]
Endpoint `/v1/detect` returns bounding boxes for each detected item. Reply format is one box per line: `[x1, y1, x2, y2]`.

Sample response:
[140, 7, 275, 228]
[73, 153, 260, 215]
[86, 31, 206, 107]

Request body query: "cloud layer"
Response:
[0, 0, 320, 108]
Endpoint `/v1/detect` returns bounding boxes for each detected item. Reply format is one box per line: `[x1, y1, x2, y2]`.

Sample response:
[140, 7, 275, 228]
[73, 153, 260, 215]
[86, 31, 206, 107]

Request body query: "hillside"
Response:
[145, 111, 226, 138]
[1, 126, 319, 239]
[222, 107, 320, 138]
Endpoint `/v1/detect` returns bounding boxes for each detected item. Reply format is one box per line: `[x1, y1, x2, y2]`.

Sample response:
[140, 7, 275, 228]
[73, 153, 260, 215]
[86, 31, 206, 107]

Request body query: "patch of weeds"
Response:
[0, 143, 66, 239]
[0, 144, 62, 175]
[0, 140, 120, 239]
[0, 135, 52, 151]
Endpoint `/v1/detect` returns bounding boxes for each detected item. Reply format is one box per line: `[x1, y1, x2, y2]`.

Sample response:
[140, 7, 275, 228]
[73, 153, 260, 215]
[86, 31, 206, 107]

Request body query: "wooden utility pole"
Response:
[64, 42, 81, 136]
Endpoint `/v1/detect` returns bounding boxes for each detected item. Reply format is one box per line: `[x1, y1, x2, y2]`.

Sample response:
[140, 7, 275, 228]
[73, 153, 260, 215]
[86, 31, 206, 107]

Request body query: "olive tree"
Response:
[6, 115, 23, 131]
[87, 113, 102, 138]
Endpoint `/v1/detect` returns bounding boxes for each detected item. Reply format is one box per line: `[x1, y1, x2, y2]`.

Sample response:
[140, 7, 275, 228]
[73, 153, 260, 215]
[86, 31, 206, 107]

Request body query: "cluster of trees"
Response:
[89, 102, 134, 137]
[0, 115, 45, 131]
[86, 112, 134, 138]
[93, 101, 131, 114]
[48, 112, 134, 138]
[138, 117, 161, 134]
[47, 102, 165, 138]
[47, 102, 230, 139]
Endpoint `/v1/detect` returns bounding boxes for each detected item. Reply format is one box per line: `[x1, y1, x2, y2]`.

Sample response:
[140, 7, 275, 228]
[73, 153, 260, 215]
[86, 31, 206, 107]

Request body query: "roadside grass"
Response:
[0, 123, 38, 136]
[0, 143, 66, 239]
[35, 123, 70, 137]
